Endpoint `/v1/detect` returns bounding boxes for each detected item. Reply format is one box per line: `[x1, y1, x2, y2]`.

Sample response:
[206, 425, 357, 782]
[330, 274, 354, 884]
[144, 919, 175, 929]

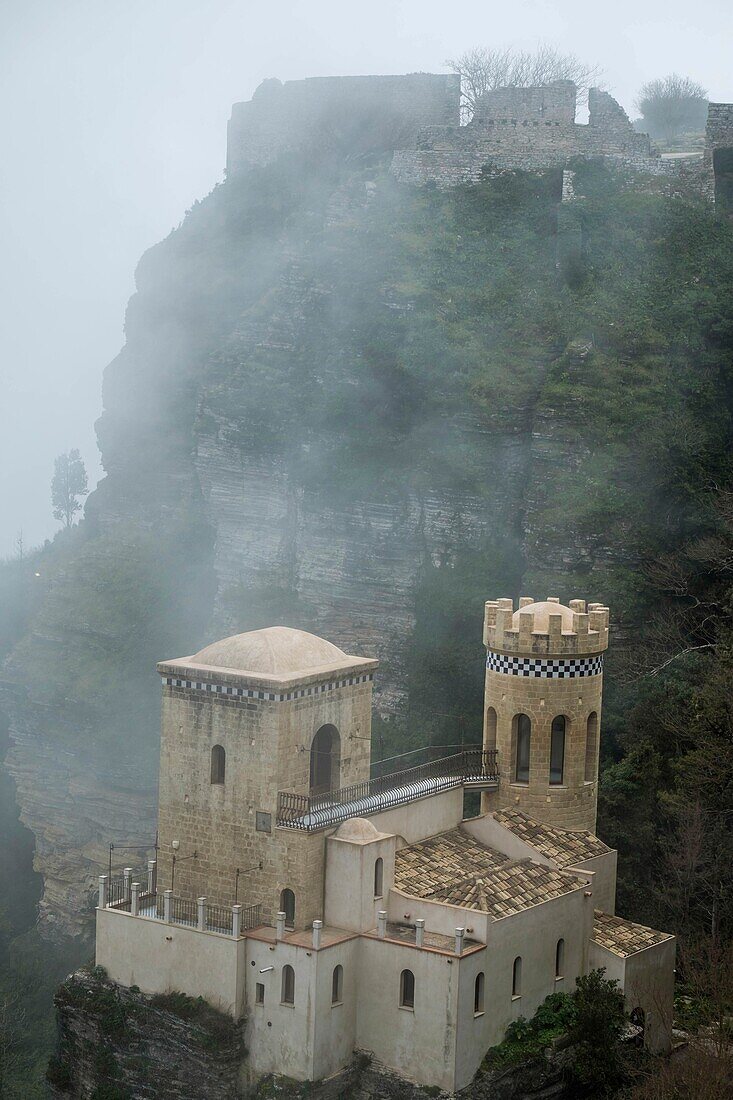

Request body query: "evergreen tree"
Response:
[51, 450, 88, 529]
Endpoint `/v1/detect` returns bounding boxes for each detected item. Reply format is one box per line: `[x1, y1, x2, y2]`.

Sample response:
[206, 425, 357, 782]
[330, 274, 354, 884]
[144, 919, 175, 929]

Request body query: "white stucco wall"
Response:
[244, 937, 317, 1080]
[311, 938, 360, 1080]
[325, 833, 398, 932]
[356, 937, 460, 1092]
[570, 851, 617, 914]
[366, 787, 464, 842]
[453, 888, 594, 1085]
[589, 936, 676, 1054]
[96, 908, 245, 1016]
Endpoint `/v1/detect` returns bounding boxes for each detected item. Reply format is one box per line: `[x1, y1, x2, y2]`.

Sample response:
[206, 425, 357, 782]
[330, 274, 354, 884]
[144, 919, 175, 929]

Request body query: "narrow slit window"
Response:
[374, 857, 384, 898]
[210, 744, 226, 784]
[280, 888, 295, 929]
[512, 956, 522, 997]
[474, 972, 485, 1015]
[515, 715, 531, 783]
[281, 964, 295, 1005]
[399, 968, 415, 1009]
[585, 712, 599, 782]
[331, 964, 343, 1005]
[255, 982, 265, 1005]
[550, 716, 565, 785]
[555, 938, 565, 979]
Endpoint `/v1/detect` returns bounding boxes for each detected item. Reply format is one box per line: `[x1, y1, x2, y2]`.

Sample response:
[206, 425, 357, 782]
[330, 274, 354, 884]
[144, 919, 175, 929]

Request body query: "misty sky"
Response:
[1, 0, 731, 558]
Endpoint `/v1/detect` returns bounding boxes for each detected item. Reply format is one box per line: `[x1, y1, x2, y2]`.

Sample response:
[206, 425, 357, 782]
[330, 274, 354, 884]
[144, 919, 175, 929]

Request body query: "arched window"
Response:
[474, 972, 485, 1015]
[374, 857, 384, 898]
[399, 968, 415, 1009]
[309, 724, 341, 796]
[485, 707, 497, 751]
[210, 744, 226, 785]
[512, 956, 522, 997]
[550, 716, 566, 785]
[281, 964, 295, 1005]
[513, 714, 531, 783]
[555, 938, 565, 979]
[331, 964, 343, 1005]
[280, 888, 296, 929]
[585, 712, 599, 782]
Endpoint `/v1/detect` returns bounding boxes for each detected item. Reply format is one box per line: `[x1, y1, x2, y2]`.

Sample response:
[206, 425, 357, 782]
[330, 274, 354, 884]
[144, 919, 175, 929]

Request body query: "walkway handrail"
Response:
[277, 748, 499, 831]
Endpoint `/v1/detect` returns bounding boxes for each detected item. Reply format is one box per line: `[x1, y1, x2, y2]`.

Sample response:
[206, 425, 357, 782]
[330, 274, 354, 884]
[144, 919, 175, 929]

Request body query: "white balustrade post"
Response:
[377, 910, 387, 938]
[131, 882, 140, 918]
[454, 927, 465, 956]
[197, 897, 207, 932]
[164, 889, 173, 923]
[123, 867, 133, 901]
[276, 911, 286, 940]
[98, 875, 108, 909]
[232, 904, 242, 939]
[415, 918, 425, 947]
[147, 860, 156, 895]
[312, 919, 323, 949]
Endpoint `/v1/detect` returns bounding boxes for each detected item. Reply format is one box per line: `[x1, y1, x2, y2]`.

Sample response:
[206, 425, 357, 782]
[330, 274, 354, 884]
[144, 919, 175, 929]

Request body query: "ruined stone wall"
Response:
[393, 84, 659, 190]
[474, 80, 577, 125]
[705, 102, 733, 157]
[227, 73, 460, 175]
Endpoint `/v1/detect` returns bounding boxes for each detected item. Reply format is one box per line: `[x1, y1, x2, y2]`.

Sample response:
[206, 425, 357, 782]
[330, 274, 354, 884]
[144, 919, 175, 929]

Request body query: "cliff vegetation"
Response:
[0, 136, 732, 1092]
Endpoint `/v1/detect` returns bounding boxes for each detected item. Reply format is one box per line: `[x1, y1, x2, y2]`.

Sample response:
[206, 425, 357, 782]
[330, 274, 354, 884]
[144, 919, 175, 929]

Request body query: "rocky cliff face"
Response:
[49, 970, 243, 1099]
[2, 145, 729, 950]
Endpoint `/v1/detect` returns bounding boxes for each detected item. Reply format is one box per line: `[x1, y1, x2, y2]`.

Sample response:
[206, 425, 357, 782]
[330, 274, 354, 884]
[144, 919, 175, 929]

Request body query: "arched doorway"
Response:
[309, 724, 340, 796]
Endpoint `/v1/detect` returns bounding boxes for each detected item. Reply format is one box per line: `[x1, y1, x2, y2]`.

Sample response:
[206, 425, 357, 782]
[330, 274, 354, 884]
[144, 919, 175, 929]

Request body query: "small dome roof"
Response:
[334, 818, 385, 843]
[191, 626, 349, 676]
[511, 601, 575, 632]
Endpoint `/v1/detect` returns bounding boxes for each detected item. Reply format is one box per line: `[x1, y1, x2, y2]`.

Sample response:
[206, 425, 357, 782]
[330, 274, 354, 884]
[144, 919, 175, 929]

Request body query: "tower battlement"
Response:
[483, 596, 610, 657]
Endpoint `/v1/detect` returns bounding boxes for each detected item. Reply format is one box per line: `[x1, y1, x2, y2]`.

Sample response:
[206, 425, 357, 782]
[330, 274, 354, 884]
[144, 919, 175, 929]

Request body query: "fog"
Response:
[1, 0, 731, 557]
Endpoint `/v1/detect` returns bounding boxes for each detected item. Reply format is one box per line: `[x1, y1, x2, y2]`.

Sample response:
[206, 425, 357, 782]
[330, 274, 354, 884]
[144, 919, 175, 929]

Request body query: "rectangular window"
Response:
[255, 983, 265, 1005]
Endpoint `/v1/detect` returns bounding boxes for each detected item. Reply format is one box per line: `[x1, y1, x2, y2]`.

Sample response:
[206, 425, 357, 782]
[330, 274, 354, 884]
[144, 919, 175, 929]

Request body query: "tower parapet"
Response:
[483, 596, 609, 657]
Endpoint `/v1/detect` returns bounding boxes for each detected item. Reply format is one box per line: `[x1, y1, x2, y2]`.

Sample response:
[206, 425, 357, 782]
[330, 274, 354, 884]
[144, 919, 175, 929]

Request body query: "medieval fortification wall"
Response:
[226, 73, 733, 205]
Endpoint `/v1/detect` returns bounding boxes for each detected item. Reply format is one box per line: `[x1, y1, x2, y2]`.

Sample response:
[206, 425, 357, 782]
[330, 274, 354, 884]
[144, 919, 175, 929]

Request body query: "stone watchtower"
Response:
[155, 627, 378, 928]
[481, 597, 609, 833]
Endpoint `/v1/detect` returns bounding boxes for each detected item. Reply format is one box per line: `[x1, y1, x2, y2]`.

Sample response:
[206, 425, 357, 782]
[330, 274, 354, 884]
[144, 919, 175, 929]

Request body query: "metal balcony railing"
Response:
[277, 748, 499, 831]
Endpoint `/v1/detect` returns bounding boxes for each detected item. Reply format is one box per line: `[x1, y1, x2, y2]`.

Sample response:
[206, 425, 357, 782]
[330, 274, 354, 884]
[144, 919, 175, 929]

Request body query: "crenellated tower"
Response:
[481, 596, 610, 833]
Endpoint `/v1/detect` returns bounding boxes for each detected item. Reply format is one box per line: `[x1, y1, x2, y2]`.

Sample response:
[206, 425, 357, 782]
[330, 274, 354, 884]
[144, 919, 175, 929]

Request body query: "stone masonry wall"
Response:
[482, 668, 603, 833]
[156, 679, 372, 927]
[227, 73, 461, 175]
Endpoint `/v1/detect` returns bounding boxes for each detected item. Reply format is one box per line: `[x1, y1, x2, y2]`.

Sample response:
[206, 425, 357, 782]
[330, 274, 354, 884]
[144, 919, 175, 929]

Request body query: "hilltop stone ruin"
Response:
[227, 72, 733, 208]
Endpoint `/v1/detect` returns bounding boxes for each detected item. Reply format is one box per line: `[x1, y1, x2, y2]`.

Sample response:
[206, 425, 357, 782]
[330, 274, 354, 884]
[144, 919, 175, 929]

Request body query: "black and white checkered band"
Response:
[161, 672, 374, 703]
[486, 650, 603, 678]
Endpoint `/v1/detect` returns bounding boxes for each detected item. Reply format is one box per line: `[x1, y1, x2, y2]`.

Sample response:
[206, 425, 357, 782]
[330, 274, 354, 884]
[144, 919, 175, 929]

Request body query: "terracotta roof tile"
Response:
[394, 828, 582, 920]
[592, 910, 673, 957]
[492, 809, 611, 866]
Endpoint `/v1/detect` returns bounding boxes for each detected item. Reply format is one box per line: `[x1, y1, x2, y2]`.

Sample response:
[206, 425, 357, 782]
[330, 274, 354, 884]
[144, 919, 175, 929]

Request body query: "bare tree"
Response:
[51, 449, 88, 529]
[445, 44, 603, 120]
[635, 74, 709, 143]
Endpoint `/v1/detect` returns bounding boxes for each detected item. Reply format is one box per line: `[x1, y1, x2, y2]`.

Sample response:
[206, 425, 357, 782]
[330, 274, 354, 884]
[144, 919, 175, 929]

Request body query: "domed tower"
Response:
[481, 596, 609, 833]
[155, 626, 378, 927]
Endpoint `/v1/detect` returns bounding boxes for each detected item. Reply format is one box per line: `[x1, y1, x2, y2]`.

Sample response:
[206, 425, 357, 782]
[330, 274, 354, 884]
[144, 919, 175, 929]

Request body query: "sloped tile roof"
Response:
[492, 808, 611, 866]
[394, 828, 582, 920]
[592, 910, 673, 957]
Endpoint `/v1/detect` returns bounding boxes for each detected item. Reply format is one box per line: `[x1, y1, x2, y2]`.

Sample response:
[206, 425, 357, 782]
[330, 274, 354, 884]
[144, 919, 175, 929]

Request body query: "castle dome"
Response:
[511, 600, 575, 632]
[191, 626, 350, 676]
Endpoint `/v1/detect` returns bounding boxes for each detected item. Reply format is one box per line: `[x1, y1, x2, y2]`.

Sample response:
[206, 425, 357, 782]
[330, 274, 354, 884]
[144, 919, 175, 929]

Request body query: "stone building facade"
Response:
[93, 598, 676, 1094]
